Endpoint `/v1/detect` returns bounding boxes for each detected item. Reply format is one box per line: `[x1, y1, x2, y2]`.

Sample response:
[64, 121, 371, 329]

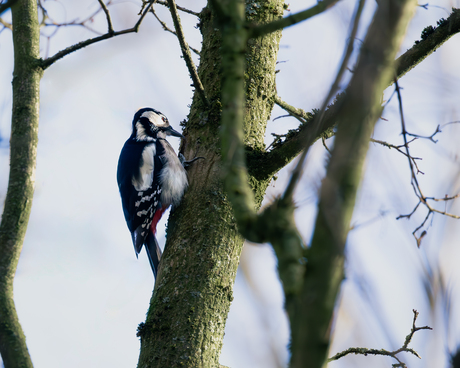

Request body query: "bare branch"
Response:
[371, 138, 424, 174]
[150, 7, 200, 55]
[248, 9, 460, 182]
[248, 0, 341, 39]
[322, 136, 332, 155]
[39, 0, 106, 32]
[394, 78, 460, 246]
[39, 1, 155, 70]
[329, 310, 432, 367]
[281, 0, 365, 201]
[97, 0, 114, 34]
[274, 95, 311, 124]
[396, 8, 460, 79]
[0, 16, 12, 30]
[155, 0, 200, 16]
[166, 0, 208, 107]
[0, 0, 19, 15]
[405, 121, 460, 143]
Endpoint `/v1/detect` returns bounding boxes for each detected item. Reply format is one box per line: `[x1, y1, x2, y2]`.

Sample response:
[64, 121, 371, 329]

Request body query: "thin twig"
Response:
[155, 0, 200, 16]
[281, 0, 365, 201]
[42, 21, 104, 35]
[0, 17, 12, 30]
[97, 0, 114, 34]
[248, 9, 460, 182]
[370, 138, 424, 174]
[274, 95, 310, 124]
[248, 0, 341, 39]
[405, 121, 460, 143]
[39, 0, 107, 31]
[328, 310, 431, 367]
[150, 7, 200, 55]
[266, 133, 287, 151]
[394, 78, 460, 247]
[166, 0, 208, 107]
[322, 136, 332, 155]
[349, 210, 388, 231]
[40, 1, 155, 69]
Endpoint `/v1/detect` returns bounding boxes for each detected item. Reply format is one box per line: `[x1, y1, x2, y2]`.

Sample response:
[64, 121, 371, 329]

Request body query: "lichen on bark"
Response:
[0, 1, 43, 367]
[137, 1, 285, 367]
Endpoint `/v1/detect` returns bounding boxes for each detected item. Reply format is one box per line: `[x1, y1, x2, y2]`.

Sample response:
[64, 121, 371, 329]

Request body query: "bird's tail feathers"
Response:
[145, 232, 162, 278]
[131, 229, 145, 257]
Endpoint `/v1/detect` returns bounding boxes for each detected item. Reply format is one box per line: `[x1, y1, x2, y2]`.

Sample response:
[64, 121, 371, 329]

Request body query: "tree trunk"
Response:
[0, 1, 42, 367]
[137, 1, 284, 366]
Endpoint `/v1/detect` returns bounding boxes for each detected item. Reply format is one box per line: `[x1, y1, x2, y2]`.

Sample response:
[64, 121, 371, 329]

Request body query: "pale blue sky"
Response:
[1, 1, 460, 367]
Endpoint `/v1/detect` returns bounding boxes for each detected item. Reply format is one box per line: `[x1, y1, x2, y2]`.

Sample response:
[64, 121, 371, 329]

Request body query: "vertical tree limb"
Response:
[0, 0, 43, 367]
[290, 1, 417, 367]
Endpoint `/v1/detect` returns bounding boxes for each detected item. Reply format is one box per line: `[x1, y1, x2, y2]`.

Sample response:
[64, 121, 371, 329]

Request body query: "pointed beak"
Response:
[164, 126, 184, 138]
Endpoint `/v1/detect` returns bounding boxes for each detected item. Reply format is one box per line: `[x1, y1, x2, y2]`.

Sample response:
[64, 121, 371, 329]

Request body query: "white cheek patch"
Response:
[140, 111, 168, 128]
[135, 122, 156, 142]
[132, 144, 156, 191]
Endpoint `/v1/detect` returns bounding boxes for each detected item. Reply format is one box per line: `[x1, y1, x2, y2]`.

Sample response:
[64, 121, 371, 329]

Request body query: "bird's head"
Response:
[131, 107, 184, 142]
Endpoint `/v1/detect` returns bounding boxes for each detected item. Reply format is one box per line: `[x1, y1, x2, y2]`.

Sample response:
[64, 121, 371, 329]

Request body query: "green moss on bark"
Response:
[0, 1, 43, 367]
[137, 1, 284, 367]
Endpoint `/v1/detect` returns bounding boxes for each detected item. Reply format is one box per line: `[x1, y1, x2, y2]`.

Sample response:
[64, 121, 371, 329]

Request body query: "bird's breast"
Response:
[158, 141, 188, 207]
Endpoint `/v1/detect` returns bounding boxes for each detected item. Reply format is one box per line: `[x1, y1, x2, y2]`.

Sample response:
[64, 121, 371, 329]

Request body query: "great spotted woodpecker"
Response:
[117, 108, 188, 277]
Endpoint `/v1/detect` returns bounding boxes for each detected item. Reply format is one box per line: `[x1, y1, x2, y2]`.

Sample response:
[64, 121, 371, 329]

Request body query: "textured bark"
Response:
[0, 0, 42, 367]
[136, 1, 284, 366]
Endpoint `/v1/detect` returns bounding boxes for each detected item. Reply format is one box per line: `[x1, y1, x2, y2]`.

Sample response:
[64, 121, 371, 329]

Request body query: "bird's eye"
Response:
[162, 117, 166, 122]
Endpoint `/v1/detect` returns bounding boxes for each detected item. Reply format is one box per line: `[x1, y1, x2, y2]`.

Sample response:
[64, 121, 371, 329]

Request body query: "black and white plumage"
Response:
[117, 108, 188, 277]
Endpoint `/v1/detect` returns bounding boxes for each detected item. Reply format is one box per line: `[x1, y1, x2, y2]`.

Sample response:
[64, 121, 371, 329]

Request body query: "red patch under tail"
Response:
[150, 206, 168, 234]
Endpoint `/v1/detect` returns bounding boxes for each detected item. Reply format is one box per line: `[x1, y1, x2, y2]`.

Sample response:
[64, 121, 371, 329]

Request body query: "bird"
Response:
[117, 107, 188, 277]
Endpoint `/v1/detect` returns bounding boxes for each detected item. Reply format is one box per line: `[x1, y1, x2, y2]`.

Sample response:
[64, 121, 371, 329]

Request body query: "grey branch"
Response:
[166, 0, 208, 107]
[155, 0, 199, 16]
[274, 96, 310, 124]
[97, 0, 114, 34]
[282, 0, 365, 202]
[396, 8, 460, 79]
[371, 138, 423, 173]
[150, 7, 200, 55]
[248, 8, 460, 182]
[39, 0, 155, 70]
[393, 79, 460, 247]
[248, 0, 341, 39]
[328, 310, 432, 367]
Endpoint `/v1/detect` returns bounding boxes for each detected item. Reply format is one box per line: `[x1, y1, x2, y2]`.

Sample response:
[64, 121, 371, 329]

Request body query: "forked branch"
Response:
[252, 8, 460, 181]
[155, 0, 199, 16]
[281, 0, 365, 201]
[328, 310, 432, 368]
[39, 0, 155, 69]
[248, 0, 341, 39]
[150, 7, 200, 55]
[393, 79, 460, 247]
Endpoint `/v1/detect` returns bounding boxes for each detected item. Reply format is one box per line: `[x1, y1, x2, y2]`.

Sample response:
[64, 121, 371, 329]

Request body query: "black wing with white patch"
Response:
[117, 138, 165, 255]
[130, 182, 161, 254]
